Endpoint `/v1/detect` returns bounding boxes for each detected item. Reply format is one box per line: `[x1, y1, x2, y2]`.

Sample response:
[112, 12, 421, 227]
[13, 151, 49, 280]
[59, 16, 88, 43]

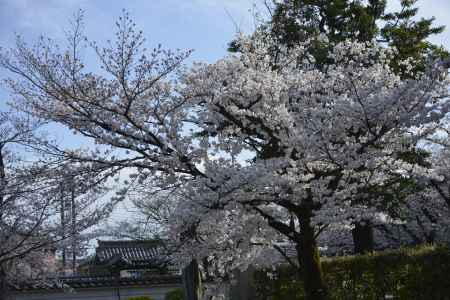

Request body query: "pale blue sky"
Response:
[0, 0, 258, 63]
[1, 0, 449, 68]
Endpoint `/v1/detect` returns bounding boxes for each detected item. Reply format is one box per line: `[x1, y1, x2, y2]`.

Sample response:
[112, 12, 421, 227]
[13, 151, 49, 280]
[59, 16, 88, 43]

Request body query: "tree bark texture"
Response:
[298, 218, 329, 300]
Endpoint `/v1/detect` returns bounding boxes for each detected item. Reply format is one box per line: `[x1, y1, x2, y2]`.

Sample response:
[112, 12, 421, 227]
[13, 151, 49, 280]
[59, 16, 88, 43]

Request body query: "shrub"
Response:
[165, 288, 185, 300]
[253, 244, 450, 300]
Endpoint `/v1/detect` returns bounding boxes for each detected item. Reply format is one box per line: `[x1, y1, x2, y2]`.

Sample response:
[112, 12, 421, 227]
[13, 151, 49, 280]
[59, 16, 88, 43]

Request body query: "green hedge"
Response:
[253, 245, 450, 300]
[126, 297, 155, 300]
[165, 288, 185, 300]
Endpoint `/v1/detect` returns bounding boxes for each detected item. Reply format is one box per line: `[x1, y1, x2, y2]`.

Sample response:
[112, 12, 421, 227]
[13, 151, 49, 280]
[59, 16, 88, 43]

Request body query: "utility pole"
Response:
[70, 180, 77, 274]
[60, 184, 66, 274]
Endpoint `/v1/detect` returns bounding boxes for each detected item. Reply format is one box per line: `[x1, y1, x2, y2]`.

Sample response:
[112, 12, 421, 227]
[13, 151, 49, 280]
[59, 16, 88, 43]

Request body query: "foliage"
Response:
[165, 288, 184, 300]
[253, 245, 450, 300]
[55, 162, 113, 274]
[427, 140, 450, 211]
[0, 15, 117, 294]
[257, 0, 449, 76]
[0, 112, 114, 288]
[230, 0, 450, 256]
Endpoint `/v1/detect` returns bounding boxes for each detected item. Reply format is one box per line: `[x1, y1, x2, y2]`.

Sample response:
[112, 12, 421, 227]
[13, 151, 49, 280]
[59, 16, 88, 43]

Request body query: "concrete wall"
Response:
[8, 284, 182, 300]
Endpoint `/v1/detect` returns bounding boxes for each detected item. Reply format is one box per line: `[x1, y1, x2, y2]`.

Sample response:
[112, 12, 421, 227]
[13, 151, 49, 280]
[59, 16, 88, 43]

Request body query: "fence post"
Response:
[182, 259, 203, 300]
[229, 265, 256, 300]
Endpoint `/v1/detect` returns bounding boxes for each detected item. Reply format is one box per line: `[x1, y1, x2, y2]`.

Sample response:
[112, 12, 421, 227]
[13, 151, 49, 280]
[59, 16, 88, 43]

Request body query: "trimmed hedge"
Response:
[253, 245, 450, 300]
[165, 288, 185, 300]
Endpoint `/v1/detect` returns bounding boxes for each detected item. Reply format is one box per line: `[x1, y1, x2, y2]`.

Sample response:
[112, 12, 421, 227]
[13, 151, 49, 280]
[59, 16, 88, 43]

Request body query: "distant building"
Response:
[81, 240, 177, 277]
[9, 240, 182, 300]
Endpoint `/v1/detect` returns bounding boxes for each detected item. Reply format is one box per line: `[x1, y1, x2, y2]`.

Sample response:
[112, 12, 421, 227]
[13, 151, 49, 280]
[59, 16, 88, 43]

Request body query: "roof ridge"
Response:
[97, 240, 163, 248]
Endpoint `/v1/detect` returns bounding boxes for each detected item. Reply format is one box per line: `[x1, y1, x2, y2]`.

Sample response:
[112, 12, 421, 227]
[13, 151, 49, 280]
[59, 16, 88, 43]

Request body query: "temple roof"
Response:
[11, 240, 182, 292]
[93, 240, 172, 270]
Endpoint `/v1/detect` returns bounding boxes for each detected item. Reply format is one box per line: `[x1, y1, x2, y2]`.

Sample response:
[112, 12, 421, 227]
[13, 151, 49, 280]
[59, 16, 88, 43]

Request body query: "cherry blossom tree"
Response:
[422, 125, 450, 209]
[0, 112, 116, 298]
[176, 33, 449, 298]
[230, 0, 450, 254]
[54, 162, 116, 275]
[0, 113, 57, 299]
[1, 12, 449, 299]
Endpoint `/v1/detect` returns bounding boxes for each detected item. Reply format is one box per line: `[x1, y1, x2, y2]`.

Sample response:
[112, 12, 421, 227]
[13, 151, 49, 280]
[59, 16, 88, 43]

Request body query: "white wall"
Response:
[9, 284, 182, 300]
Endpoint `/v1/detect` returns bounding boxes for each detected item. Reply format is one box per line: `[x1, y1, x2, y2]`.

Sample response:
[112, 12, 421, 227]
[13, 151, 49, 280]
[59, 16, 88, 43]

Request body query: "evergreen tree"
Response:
[230, 0, 448, 76]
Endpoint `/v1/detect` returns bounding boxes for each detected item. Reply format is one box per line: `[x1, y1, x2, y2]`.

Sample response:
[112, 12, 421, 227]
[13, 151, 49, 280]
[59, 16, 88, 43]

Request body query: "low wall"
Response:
[9, 283, 182, 300]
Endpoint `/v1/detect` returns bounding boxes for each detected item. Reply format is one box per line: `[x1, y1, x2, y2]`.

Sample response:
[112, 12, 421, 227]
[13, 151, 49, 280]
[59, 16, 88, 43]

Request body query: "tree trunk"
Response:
[0, 151, 7, 300]
[352, 221, 374, 254]
[0, 266, 7, 300]
[0, 148, 6, 221]
[298, 219, 328, 300]
[182, 259, 203, 300]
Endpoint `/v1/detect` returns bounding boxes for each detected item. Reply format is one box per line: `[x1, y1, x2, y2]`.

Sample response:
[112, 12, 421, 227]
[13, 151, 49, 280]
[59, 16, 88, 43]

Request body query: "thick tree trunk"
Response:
[298, 219, 328, 300]
[352, 221, 374, 254]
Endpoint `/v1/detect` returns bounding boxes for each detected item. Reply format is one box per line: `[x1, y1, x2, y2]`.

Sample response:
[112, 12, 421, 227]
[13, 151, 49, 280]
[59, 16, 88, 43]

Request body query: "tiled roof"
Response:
[11, 274, 182, 291]
[94, 240, 171, 269]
